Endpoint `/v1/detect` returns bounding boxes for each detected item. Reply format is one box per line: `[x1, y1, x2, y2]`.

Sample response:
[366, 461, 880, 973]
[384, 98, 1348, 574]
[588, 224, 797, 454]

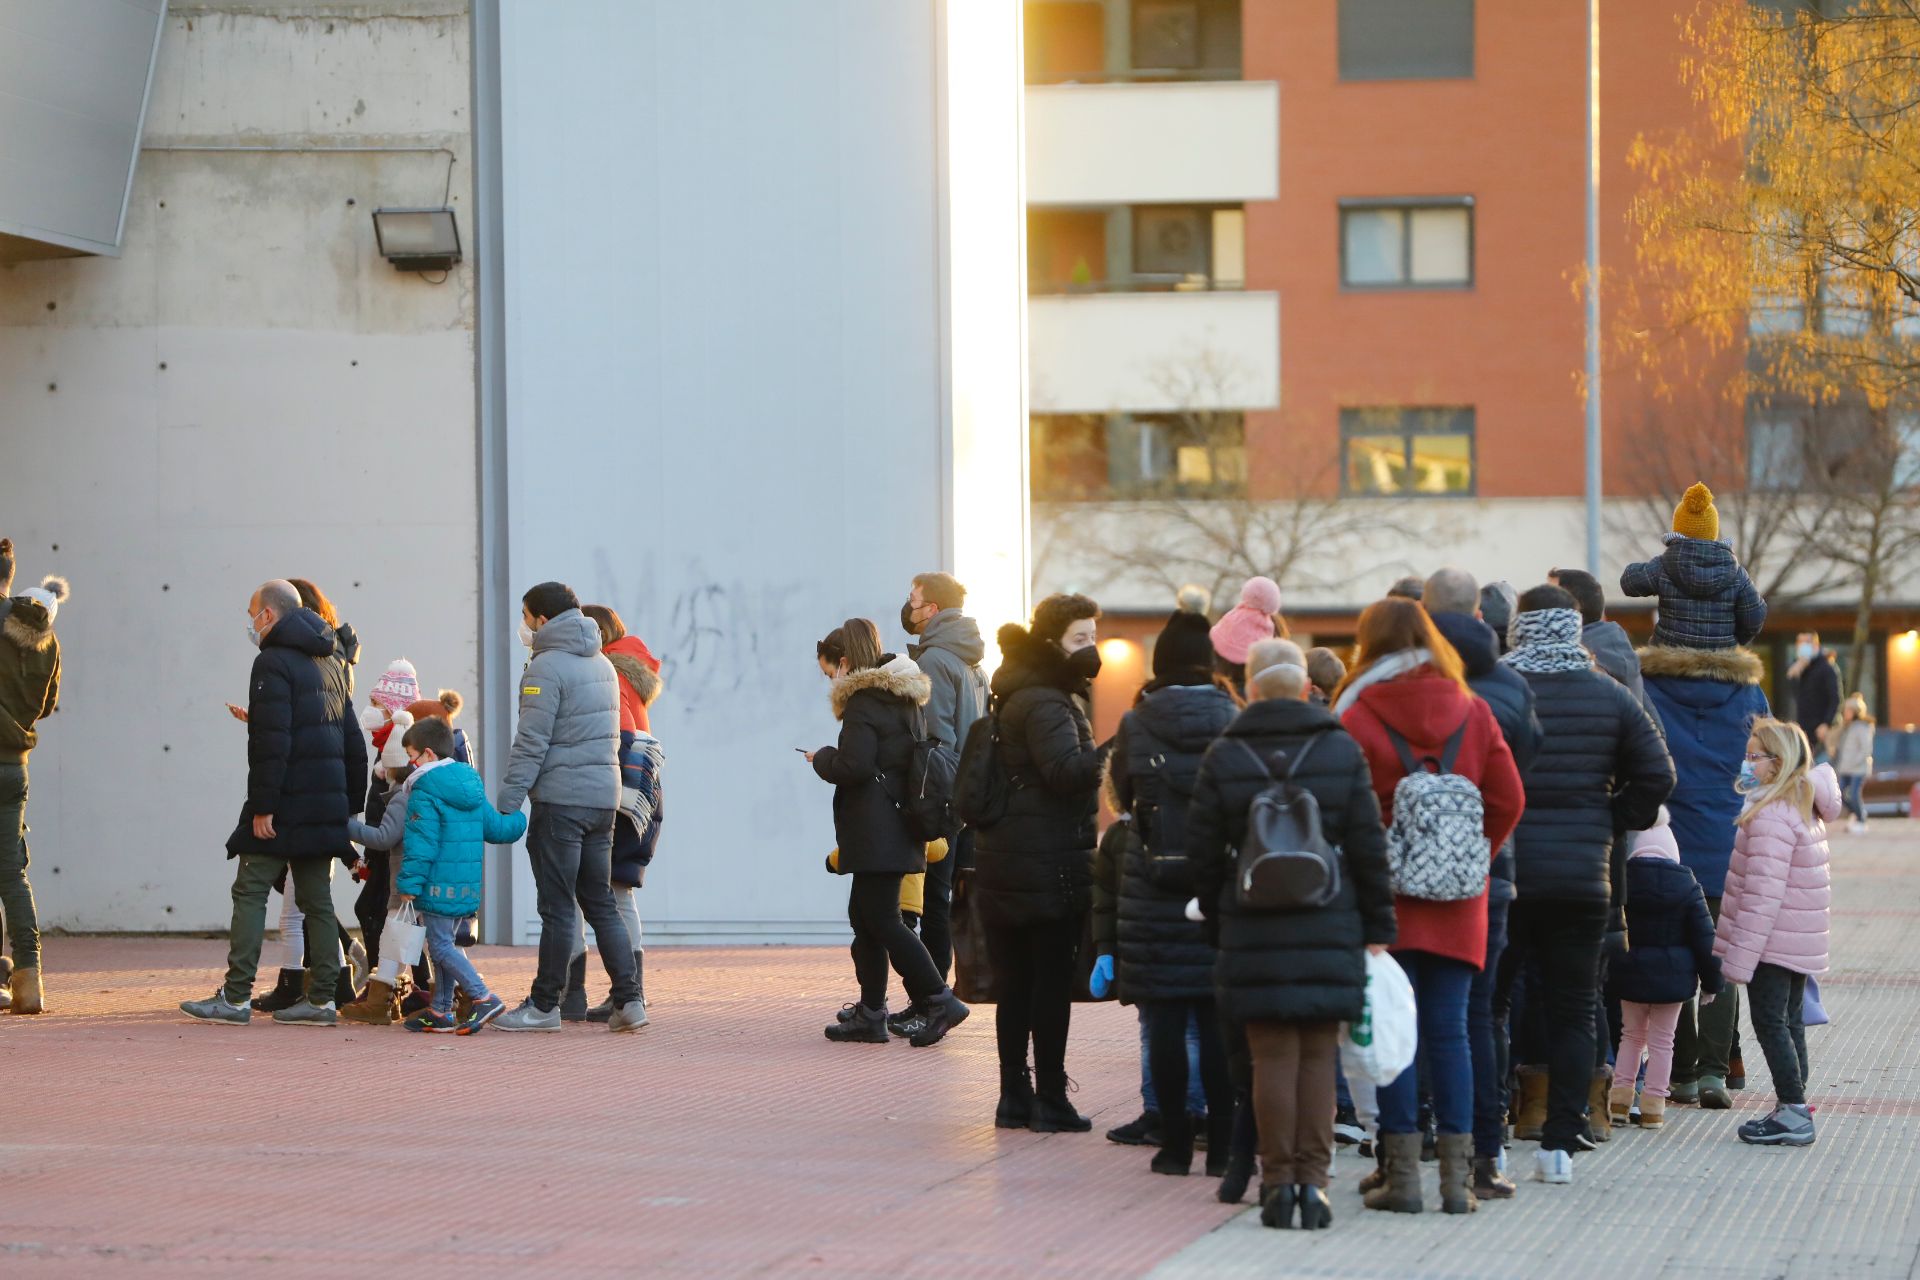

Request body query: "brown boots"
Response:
[7, 965, 42, 1015]
[1512, 1067, 1548, 1141]
[1588, 1069, 1614, 1143]
[340, 977, 404, 1025]
[1472, 1155, 1516, 1200]
[1638, 1095, 1667, 1129]
[1362, 1132, 1424, 1214]
[1435, 1134, 1478, 1214]
[1609, 1081, 1637, 1127]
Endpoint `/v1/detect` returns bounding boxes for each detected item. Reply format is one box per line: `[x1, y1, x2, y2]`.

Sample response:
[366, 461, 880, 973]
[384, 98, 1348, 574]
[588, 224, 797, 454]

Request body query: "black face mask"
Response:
[1065, 644, 1103, 682]
[900, 600, 921, 636]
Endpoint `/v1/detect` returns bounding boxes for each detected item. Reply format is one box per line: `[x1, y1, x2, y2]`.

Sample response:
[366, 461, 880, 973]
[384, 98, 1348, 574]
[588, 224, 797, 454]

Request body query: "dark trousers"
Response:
[0, 762, 38, 969]
[1470, 895, 1512, 1157]
[985, 912, 1082, 1077]
[1748, 963, 1810, 1104]
[1143, 997, 1232, 1139]
[848, 872, 943, 1010]
[528, 803, 638, 1011]
[1506, 898, 1608, 1153]
[919, 834, 959, 981]
[354, 850, 389, 968]
[1674, 895, 1742, 1084]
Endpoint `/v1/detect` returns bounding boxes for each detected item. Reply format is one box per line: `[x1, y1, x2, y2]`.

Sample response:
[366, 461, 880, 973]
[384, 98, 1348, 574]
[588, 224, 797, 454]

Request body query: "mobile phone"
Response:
[795, 747, 809, 754]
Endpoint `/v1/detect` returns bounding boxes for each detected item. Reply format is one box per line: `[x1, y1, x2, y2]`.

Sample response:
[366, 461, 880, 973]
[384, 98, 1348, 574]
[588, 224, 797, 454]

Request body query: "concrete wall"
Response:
[0, 1, 476, 932]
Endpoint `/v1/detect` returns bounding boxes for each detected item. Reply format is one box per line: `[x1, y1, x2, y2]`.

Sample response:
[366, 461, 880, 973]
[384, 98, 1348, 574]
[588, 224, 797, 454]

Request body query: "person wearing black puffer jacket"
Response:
[1424, 568, 1542, 1199]
[973, 593, 1108, 1132]
[1104, 605, 1241, 1178]
[1187, 638, 1396, 1231]
[811, 618, 969, 1048]
[1500, 586, 1674, 1186]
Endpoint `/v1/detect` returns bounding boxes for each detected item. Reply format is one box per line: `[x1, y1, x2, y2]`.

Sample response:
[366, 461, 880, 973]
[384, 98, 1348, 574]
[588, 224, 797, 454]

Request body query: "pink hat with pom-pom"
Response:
[1209, 576, 1282, 664]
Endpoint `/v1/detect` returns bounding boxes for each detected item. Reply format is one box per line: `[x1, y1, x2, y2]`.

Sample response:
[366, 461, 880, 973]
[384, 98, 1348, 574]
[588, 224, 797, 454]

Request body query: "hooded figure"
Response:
[910, 607, 988, 758]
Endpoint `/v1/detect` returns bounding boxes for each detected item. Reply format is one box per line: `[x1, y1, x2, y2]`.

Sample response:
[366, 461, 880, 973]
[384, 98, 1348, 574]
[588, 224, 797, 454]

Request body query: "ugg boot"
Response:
[1362, 1132, 1424, 1214]
[1608, 1081, 1636, 1127]
[1472, 1155, 1516, 1200]
[1587, 1069, 1614, 1143]
[1637, 1095, 1667, 1129]
[250, 967, 305, 1013]
[1513, 1066, 1549, 1141]
[1151, 1110, 1194, 1176]
[561, 954, 589, 1022]
[1436, 1134, 1478, 1214]
[7, 965, 43, 1015]
[1030, 1070, 1092, 1133]
[341, 978, 401, 1025]
[1358, 1140, 1388, 1194]
[996, 1065, 1036, 1129]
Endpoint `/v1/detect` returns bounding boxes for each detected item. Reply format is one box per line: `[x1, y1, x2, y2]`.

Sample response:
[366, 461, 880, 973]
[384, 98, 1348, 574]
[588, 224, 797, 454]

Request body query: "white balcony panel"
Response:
[1026, 81, 1279, 206]
[1029, 291, 1280, 414]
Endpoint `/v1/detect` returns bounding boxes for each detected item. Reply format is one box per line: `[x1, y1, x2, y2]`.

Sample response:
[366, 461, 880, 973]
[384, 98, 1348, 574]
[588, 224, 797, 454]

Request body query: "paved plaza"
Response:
[3, 825, 1915, 1278]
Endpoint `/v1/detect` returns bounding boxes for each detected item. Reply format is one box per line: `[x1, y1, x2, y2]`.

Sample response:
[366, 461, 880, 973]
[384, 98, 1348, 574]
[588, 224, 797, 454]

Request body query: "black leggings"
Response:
[848, 873, 943, 1011]
[1145, 997, 1232, 1125]
[985, 913, 1082, 1077]
[1748, 963, 1810, 1105]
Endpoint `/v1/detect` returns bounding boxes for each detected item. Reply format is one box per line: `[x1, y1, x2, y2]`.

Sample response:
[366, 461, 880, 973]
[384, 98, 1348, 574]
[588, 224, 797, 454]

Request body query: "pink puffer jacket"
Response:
[1713, 764, 1836, 984]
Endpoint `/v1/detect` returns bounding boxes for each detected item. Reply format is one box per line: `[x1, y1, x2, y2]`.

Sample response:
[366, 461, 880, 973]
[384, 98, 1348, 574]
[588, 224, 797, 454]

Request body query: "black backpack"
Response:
[953, 711, 1011, 831]
[881, 707, 959, 843]
[1231, 735, 1342, 911]
[1130, 718, 1209, 895]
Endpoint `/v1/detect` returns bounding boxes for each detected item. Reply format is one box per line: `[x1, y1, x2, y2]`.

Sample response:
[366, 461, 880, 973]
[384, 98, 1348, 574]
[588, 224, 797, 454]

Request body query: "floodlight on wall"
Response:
[372, 207, 462, 273]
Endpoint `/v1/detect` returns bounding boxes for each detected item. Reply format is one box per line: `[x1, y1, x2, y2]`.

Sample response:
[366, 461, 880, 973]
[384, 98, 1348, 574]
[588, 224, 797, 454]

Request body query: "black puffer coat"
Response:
[226, 607, 368, 860]
[812, 655, 933, 876]
[1105, 680, 1240, 1003]
[1185, 698, 1396, 1025]
[1607, 851, 1725, 1005]
[971, 626, 1106, 926]
[1430, 611, 1542, 903]
[1509, 667, 1674, 905]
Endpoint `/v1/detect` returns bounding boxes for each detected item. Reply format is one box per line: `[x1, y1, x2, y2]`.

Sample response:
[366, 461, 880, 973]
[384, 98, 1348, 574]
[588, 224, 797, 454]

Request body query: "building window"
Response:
[1031, 411, 1248, 501]
[1341, 200, 1473, 288]
[1131, 0, 1243, 78]
[1341, 407, 1475, 495]
[1133, 205, 1245, 289]
[1338, 0, 1473, 81]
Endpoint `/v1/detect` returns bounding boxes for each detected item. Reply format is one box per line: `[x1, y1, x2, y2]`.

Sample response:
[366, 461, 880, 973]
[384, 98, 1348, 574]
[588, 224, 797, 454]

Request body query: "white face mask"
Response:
[1796, 642, 1816, 661]
[246, 609, 268, 648]
[518, 621, 535, 649]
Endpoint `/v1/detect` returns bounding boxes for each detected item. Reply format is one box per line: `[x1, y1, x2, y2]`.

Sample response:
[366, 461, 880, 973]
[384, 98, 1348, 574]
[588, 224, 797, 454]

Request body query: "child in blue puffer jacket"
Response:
[388, 716, 526, 1033]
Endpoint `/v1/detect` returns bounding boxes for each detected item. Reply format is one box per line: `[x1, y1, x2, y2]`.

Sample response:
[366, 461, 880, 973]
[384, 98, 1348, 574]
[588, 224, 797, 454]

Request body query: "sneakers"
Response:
[909, 990, 970, 1048]
[404, 1008, 458, 1033]
[887, 1004, 928, 1039]
[1532, 1149, 1573, 1185]
[1697, 1075, 1733, 1109]
[607, 1000, 651, 1033]
[250, 967, 305, 1013]
[1333, 1106, 1366, 1147]
[1739, 1104, 1816, 1147]
[1107, 1110, 1162, 1147]
[180, 991, 252, 1025]
[494, 999, 563, 1032]
[459, 993, 507, 1035]
[1669, 1079, 1700, 1106]
[272, 999, 338, 1026]
[825, 1003, 888, 1043]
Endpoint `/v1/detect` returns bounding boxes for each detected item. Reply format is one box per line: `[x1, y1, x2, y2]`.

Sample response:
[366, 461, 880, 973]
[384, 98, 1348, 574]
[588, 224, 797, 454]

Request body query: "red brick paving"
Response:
[3, 938, 1237, 1278]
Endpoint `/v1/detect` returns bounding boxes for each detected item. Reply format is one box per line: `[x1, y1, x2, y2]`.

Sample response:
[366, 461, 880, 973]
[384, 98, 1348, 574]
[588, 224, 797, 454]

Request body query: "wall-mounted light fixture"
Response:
[372, 207, 461, 272]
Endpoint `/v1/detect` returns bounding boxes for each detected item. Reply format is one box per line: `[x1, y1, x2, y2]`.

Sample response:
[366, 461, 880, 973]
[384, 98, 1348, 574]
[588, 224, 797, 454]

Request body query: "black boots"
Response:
[1295, 1184, 1333, 1230]
[334, 965, 359, 1007]
[996, 1067, 1036, 1129]
[1216, 1091, 1259, 1204]
[1030, 1071, 1092, 1133]
[908, 989, 970, 1048]
[825, 1003, 889, 1043]
[1204, 1108, 1234, 1178]
[1152, 1110, 1195, 1176]
[561, 954, 589, 1022]
[251, 968, 304, 1013]
[1259, 1184, 1296, 1229]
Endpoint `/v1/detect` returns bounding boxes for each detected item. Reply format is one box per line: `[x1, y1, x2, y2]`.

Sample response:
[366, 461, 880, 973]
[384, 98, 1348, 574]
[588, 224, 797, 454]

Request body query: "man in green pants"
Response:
[182, 580, 366, 1026]
[0, 538, 65, 1015]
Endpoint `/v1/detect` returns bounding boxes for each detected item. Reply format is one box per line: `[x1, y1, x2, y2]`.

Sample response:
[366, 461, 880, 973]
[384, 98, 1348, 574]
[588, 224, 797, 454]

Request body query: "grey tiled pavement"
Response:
[1152, 822, 1920, 1280]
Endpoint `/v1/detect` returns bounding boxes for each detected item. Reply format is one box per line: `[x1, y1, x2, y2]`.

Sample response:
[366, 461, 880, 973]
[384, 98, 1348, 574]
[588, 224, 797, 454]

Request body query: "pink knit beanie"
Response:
[1209, 576, 1282, 664]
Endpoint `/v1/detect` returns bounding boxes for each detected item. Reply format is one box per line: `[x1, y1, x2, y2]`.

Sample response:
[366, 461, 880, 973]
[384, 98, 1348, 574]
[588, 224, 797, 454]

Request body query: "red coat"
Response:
[1341, 668, 1525, 970]
[604, 635, 662, 733]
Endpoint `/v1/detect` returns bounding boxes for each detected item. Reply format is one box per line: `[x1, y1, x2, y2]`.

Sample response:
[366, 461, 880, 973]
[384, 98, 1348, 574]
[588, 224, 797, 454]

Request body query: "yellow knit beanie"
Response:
[1672, 482, 1720, 541]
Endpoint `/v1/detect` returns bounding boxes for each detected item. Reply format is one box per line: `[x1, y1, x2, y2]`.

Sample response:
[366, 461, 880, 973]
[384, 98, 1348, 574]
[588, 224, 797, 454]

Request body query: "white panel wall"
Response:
[495, 1, 1026, 942]
[1028, 291, 1281, 414]
[1025, 81, 1280, 207]
[0, 5, 476, 932]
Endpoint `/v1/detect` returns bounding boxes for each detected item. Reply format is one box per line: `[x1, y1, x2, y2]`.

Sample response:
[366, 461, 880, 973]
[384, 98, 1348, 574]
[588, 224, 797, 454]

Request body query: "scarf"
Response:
[1332, 648, 1434, 717]
[1502, 608, 1595, 675]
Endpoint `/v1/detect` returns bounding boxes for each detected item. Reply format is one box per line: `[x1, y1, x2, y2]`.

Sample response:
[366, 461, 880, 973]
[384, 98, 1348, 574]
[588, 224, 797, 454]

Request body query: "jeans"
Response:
[1139, 1004, 1208, 1116]
[985, 912, 1082, 1077]
[1506, 899, 1608, 1153]
[0, 762, 39, 969]
[1617, 1000, 1683, 1098]
[1748, 964, 1810, 1104]
[1245, 1019, 1340, 1188]
[921, 834, 958, 980]
[1674, 895, 1741, 1084]
[425, 913, 490, 1015]
[527, 803, 637, 1011]
[222, 855, 337, 1007]
[1839, 774, 1867, 822]
[847, 872, 943, 1009]
[1470, 895, 1512, 1157]
[1144, 998, 1231, 1138]
[1379, 950, 1475, 1137]
[572, 885, 643, 962]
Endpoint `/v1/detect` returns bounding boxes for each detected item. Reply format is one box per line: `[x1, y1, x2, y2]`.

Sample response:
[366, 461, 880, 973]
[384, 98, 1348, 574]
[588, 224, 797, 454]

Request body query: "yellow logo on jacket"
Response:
[523, 686, 541, 696]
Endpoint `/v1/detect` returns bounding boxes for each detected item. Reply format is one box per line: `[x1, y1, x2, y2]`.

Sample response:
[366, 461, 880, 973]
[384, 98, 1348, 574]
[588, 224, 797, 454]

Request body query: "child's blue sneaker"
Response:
[404, 1008, 457, 1034]
[458, 993, 507, 1036]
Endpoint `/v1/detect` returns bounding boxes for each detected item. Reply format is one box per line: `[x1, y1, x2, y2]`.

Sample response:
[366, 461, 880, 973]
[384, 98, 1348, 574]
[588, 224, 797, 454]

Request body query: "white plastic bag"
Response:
[1339, 950, 1417, 1087]
[385, 902, 426, 967]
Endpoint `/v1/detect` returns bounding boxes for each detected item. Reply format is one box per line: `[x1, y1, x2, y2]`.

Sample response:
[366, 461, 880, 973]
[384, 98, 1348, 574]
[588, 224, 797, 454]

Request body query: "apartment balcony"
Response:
[1028, 290, 1280, 415]
[1025, 81, 1279, 207]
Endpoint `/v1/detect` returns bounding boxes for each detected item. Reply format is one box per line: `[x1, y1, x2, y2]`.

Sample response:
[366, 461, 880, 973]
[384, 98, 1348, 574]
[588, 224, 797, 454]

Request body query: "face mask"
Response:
[1737, 760, 1758, 790]
[245, 611, 266, 648]
[1796, 643, 1816, 661]
[900, 601, 922, 637]
[1065, 644, 1103, 682]
[518, 622, 535, 649]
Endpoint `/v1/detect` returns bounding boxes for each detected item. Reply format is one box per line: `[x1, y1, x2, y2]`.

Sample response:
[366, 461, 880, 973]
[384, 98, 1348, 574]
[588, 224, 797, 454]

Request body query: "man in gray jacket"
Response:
[902, 572, 987, 991]
[493, 581, 646, 1032]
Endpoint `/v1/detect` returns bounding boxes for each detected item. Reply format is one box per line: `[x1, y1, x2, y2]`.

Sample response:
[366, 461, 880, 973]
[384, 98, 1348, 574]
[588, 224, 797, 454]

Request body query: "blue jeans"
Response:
[425, 913, 490, 1015]
[1840, 773, 1867, 822]
[1469, 896, 1511, 1157]
[1138, 1004, 1207, 1115]
[1379, 950, 1475, 1137]
[527, 803, 638, 1011]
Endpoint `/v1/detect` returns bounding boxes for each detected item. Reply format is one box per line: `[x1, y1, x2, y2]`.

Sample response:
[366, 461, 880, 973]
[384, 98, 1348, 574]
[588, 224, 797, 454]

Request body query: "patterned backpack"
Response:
[1379, 719, 1489, 902]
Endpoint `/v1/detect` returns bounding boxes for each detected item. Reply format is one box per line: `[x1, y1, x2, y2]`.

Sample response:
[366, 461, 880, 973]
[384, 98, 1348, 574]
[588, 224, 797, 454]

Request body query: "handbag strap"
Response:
[1231, 731, 1323, 783]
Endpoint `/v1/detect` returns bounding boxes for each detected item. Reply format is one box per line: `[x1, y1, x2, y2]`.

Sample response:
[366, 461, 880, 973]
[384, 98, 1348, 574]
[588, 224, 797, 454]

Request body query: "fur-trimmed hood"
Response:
[1, 595, 54, 653]
[992, 622, 1088, 700]
[1638, 644, 1763, 685]
[608, 651, 663, 707]
[829, 653, 931, 719]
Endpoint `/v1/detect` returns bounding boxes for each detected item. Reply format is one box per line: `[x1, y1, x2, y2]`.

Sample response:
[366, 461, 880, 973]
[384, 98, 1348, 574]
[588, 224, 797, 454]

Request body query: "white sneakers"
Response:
[1848, 818, 1869, 835]
[1532, 1149, 1573, 1185]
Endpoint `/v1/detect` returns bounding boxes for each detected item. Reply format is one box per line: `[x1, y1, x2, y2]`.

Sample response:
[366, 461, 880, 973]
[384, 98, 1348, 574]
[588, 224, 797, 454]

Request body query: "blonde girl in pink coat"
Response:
[1714, 717, 1834, 1148]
